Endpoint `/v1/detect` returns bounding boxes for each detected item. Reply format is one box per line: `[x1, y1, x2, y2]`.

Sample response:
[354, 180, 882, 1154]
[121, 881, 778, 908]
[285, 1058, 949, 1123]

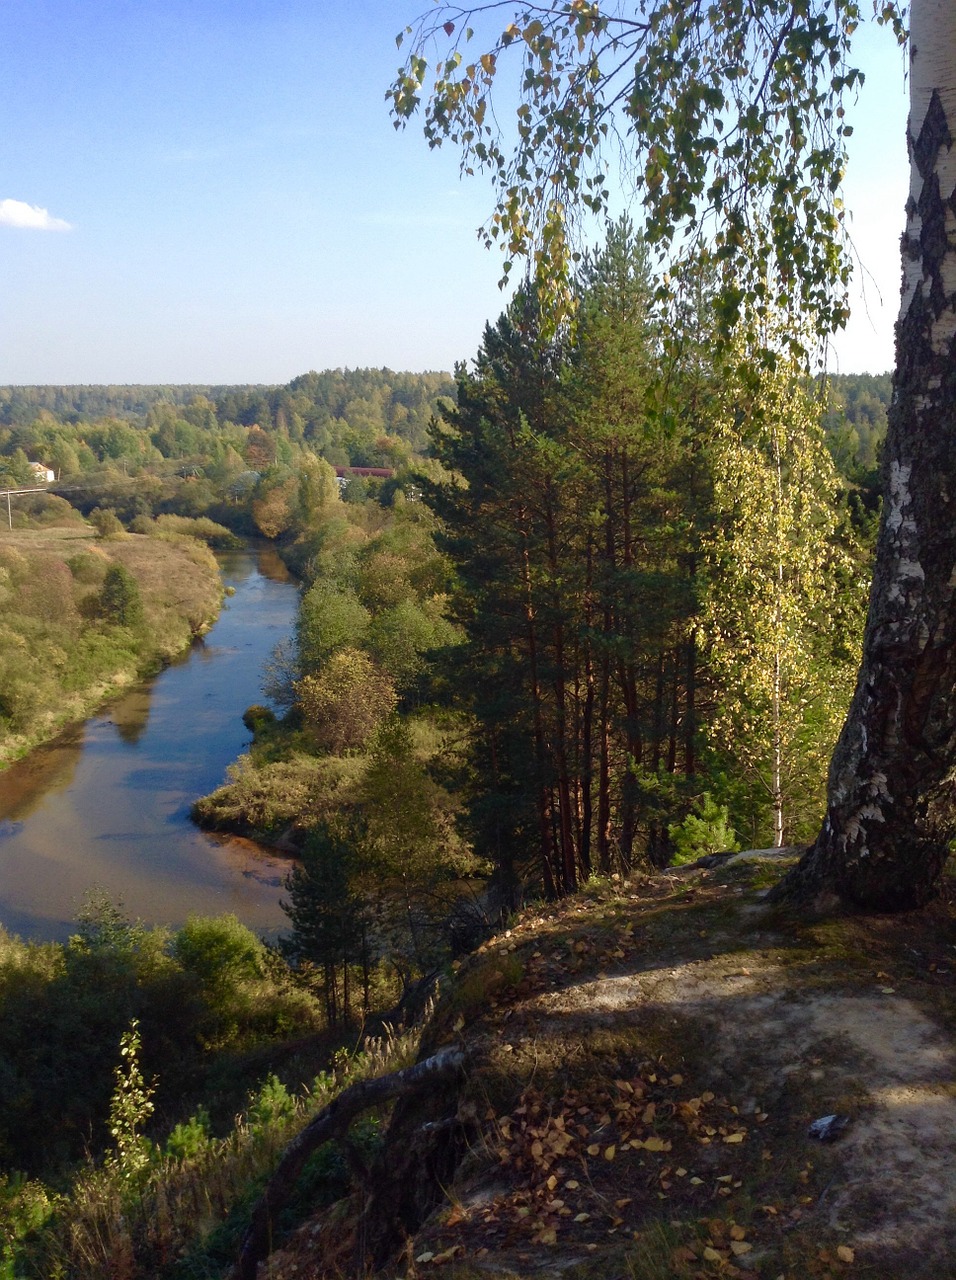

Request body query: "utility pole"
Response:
[0, 486, 50, 531]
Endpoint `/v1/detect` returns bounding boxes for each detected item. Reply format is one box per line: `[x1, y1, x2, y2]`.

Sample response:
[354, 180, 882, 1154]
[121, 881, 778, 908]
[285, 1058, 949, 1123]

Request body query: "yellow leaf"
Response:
[730, 1241, 753, 1256]
[703, 1246, 724, 1262]
[642, 1136, 672, 1152]
[837, 1245, 856, 1263]
[587, 1144, 600, 1156]
[604, 1145, 616, 1161]
[730, 1224, 747, 1240]
[432, 1246, 461, 1263]
[723, 1131, 745, 1143]
[643, 1102, 657, 1124]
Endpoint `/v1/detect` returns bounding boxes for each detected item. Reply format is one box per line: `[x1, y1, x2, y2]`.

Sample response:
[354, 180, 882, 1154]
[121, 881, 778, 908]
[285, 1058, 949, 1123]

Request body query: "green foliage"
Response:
[5, 1021, 420, 1280]
[297, 580, 370, 673]
[66, 550, 106, 584]
[365, 596, 459, 692]
[164, 1106, 212, 1162]
[106, 1019, 157, 1182]
[668, 793, 740, 865]
[100, 562, 145, 629]
[88, 506, 123, 538]
[296, 648, 398, 754]
[0, 897, 324, 1180]
[701, 358, 866, 845]
[172, 915, 264, 995]
[242, 703, 277, 736]
[245, 1074, 295, 1135]
[390, 2, 905, 350]
[281, 822, 372, 1025]
[0, 1174, 55, 1279]
[422, 224, 867, 893]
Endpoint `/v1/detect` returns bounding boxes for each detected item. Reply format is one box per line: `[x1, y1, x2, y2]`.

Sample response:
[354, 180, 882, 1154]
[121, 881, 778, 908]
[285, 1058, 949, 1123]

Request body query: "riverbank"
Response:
[0, 525, 222, 769]
[0, 544, 298, 943]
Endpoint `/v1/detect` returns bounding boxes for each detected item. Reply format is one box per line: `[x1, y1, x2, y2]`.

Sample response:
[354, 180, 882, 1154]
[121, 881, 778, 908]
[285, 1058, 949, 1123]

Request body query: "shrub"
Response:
[88, 507, 124, 538]
[668, 792, 741, 865]
[296, 648, 396, 754]
[172, 915, 264, 994]
[100, 563, 144, 629]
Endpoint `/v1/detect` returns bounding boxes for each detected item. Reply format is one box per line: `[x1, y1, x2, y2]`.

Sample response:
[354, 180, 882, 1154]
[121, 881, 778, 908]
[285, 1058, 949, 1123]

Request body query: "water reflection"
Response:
[0, 548, 299, 943]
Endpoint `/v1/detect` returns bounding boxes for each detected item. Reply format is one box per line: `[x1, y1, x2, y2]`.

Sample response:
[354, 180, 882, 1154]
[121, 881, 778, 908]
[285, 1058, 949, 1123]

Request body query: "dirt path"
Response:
[264, 857, 956, 1279]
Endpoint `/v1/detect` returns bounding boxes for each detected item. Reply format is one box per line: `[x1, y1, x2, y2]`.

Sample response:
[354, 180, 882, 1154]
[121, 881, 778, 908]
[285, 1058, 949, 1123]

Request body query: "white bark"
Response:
[777, 0, 956, 907]
[901, 0, 956, 344]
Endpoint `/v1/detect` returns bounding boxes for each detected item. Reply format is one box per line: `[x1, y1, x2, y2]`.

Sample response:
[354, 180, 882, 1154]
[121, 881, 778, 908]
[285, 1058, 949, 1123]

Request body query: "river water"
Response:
[0, 547, 298, 943]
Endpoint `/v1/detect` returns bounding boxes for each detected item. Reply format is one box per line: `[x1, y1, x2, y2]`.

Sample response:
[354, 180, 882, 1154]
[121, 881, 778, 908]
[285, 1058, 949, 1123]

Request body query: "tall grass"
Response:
[2, 1022, 424, 1280]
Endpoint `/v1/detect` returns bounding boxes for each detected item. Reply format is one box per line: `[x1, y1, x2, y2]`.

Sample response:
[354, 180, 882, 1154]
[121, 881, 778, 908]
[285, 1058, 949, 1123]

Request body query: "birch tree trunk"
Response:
[777, 0, 956, 908]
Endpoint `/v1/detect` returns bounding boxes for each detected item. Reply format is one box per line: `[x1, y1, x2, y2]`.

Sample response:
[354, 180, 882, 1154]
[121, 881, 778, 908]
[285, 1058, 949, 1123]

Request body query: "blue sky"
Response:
[0, 2, 908, 385]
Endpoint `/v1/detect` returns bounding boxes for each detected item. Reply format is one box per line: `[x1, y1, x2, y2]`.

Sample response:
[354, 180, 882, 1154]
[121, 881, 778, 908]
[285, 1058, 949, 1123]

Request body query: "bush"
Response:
[172, 915, 264, 994]
[296, 648, 396, 754]
[100, 563, 144, 629]
[88, 507, 124, 538]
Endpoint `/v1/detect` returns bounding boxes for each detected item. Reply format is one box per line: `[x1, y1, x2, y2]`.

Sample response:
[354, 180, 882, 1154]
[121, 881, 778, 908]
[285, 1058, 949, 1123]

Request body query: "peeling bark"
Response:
[775, 1, 956, 909]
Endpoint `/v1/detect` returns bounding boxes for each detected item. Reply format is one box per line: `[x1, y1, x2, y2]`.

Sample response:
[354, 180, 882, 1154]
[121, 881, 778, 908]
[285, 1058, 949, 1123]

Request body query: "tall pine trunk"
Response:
[777, 0, 956, 908]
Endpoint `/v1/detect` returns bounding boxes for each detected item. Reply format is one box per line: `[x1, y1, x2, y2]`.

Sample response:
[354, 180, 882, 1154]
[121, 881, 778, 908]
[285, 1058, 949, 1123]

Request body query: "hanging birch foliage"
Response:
[389, 1, 906, 348]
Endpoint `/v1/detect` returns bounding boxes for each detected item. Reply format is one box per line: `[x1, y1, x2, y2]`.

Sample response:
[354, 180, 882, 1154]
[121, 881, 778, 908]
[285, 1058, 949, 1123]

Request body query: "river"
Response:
[0, 547, 298, 943]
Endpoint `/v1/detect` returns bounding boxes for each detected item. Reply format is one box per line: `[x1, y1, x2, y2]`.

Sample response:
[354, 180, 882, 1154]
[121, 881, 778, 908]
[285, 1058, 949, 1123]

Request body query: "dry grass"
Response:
[0, 526, 221, 766]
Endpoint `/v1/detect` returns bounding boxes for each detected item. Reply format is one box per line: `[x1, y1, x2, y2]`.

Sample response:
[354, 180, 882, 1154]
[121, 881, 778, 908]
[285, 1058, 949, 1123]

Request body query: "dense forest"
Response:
[0, 365, 885, 486]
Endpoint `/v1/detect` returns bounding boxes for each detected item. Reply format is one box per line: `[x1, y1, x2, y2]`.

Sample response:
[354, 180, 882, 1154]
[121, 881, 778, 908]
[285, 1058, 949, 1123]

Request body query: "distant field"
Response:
[0, 525, 222, 767]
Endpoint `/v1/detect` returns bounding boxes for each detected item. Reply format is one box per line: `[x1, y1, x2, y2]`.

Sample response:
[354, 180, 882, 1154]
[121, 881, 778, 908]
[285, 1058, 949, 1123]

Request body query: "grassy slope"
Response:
[0, 526, 222, 767]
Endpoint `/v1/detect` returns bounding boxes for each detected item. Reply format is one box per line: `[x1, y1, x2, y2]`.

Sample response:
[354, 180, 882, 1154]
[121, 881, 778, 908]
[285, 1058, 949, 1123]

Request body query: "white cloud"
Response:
[0, 199, 72, 231]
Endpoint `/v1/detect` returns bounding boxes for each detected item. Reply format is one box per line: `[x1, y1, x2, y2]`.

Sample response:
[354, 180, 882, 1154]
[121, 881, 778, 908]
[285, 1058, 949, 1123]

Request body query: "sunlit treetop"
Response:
[388, 1, 906, 356]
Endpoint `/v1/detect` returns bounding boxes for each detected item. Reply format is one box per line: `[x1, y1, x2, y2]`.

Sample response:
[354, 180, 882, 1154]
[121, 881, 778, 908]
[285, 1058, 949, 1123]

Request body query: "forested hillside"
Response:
[0, 368, 454, 487]
[818, 370, 892, 476]
[0, 367, 885, 500]
[0, 264, 897, 1280]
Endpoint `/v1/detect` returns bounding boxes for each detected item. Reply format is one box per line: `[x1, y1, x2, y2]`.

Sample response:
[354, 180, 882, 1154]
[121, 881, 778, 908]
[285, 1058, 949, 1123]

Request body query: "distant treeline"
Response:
[0, 368, 887, 479]
[0, 368, 455, 469]
[817, 371, 892, 477]
[0, 384, 260, 423]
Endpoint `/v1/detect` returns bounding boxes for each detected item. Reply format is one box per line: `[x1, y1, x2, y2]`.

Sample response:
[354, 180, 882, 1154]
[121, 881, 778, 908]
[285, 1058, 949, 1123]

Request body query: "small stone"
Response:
[808, 1114, 850, 1142]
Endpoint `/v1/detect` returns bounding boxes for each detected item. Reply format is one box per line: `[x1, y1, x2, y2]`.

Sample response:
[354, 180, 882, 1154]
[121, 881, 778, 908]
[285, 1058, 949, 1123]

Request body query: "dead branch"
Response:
[230, 1045, 465, 1280]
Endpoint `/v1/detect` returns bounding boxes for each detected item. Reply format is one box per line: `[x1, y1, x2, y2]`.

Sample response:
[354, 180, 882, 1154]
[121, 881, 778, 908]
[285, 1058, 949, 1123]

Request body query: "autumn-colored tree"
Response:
[701, 362, 865, 847]
[296, 648, 397, 754]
